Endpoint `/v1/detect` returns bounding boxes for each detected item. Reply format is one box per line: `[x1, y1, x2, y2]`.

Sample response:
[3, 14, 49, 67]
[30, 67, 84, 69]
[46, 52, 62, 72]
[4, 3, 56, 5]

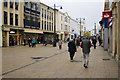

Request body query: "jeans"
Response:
[70, 52, 75, 60]
[83, 53, 89, 67]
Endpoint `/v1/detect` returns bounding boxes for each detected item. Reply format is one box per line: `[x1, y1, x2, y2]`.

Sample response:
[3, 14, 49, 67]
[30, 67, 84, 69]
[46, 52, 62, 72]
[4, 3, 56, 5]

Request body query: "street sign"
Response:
[102, 10, 112, 19]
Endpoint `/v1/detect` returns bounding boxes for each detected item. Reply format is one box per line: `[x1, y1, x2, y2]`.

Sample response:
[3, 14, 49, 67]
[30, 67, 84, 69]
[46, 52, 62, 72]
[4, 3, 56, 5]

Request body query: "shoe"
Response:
[84, 64, 88, 68]
[70, 60, 73, 62]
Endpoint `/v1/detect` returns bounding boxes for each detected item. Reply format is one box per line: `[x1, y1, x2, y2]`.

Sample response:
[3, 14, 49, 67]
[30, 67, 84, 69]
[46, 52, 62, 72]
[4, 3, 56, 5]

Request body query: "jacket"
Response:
[80, 39, 92, 53]
[68, 40, 76, 53]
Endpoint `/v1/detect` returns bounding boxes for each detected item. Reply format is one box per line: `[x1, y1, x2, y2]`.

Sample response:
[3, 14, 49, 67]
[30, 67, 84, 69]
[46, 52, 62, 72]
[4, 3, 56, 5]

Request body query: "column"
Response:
[0, 1, 2, 47]
[6, 31, 9, 47]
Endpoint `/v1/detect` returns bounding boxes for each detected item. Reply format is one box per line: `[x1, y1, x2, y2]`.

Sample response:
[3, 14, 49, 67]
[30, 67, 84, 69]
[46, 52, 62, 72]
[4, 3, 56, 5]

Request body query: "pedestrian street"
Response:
[2, 43, 118, 78]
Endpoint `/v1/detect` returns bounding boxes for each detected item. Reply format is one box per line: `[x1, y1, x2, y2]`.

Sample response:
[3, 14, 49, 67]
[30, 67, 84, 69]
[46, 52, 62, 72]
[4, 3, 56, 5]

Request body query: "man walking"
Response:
[92, 37, 97, 49]
[58, 40, 62, 50]
[68, 39, 77, 62]
[80, 37, 92, 68]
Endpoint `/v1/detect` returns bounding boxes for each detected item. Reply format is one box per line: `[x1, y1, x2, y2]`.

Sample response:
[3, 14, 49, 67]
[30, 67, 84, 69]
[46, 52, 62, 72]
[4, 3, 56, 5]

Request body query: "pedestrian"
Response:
[92, 37, 97, 49]
[80, 37, 92, 68]
[28, 37, 32, 47]
[68, 39, 77, 62]
[98, 36, 102, 46]
[32, 38, 36, 47]
[58, 40, 62, 50]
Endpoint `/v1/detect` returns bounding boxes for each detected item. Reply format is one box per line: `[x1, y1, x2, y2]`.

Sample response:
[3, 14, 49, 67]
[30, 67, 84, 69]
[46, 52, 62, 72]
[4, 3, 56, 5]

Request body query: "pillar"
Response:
[6, 31, 9, 47]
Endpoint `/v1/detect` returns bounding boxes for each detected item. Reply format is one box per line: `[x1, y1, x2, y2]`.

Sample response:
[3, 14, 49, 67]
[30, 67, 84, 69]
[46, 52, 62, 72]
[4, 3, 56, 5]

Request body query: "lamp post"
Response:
[53, 4, 62, 47]
[76, 18, 85, 37]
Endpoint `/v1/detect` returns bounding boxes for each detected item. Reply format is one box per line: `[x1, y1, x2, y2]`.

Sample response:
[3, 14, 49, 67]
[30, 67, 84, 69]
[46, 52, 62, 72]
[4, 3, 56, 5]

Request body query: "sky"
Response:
[39, 0, 105, 31]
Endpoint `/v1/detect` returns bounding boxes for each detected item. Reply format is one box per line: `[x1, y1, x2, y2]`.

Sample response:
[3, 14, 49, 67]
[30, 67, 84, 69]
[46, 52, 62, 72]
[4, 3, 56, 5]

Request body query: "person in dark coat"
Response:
[80, 37, 92, 68]
[28, 37, 32, 47]
[92, 37, 97, 49]
[68, 39, 77, 62]
[98, 36, 102, 46]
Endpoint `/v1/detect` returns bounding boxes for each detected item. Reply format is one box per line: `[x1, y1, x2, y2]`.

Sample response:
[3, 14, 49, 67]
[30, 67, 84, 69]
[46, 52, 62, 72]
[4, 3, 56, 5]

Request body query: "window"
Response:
[44, 21, 46, 30]
[65, 17, 67, 22]
[49, 12, 51, 20]
[61, 16, 62, 21]
[42, 20, 43, 30]
[4, 0, 7, 7]
[47, 22, 49, 30]
[52, 13, 53, 21]
[10, 0, 13, 8]
[4, 11, 7, 24]
[49, 22, 51, 31]
[10, 13, 13, 25]
[15, 2, 18, 10]
[65, 25, 67, 30]
[15, 14, 18, 25]
[44, 10, 46, 18]
[42, 8, 43, 18]
[47, 11, 49, 19]
[61, 24, 62, 30]
[52, 23, 53, 31]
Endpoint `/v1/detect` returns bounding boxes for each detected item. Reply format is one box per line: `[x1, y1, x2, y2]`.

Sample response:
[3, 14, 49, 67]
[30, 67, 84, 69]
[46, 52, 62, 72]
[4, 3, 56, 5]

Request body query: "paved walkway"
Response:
[2, 43, 118, 78]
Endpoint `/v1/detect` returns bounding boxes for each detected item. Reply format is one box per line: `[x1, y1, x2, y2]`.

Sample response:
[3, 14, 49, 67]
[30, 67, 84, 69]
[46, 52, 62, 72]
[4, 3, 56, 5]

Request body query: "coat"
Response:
[80, 39, 92, 53]
[68, 40, 76, 53]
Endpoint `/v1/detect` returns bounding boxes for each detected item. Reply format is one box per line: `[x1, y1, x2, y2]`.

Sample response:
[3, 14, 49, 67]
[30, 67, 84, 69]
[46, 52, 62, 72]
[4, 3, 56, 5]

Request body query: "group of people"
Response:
[68, 36, 102, 68]
[27, 38, 36, 47]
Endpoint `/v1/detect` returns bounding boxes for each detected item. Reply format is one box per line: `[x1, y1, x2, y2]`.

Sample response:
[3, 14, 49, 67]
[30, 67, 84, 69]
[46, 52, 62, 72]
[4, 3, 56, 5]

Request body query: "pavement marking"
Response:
[2, 50, 67, 76]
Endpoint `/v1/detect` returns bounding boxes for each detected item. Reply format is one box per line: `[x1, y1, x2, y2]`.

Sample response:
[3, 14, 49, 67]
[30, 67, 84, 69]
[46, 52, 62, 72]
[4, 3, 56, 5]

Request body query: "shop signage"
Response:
[10, 31, 15, 34]
[1, 25, 4, 30]
[102, 10, 112, 19]
[64, 32, 69, 34]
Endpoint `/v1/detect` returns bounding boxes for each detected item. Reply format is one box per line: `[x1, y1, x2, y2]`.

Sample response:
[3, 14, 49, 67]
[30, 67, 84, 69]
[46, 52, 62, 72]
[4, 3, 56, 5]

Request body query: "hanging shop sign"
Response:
[102, 10, 112, 19]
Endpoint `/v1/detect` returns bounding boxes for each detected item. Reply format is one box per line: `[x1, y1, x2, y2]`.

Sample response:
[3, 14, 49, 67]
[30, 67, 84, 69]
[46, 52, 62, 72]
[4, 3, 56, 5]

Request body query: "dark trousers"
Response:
[93, 44, 96, 49]
[59, 45, 62, 49]
[69, 52, 75, 60]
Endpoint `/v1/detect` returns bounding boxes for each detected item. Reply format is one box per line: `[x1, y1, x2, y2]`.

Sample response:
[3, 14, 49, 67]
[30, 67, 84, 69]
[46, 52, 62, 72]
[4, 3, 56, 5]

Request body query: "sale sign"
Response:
[102, 10, 112, 19]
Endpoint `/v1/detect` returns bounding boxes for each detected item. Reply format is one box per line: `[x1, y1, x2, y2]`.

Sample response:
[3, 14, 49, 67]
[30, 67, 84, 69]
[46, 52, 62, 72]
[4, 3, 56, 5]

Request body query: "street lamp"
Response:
[53, 4, 62, 47]
[76, 18, 85, 37]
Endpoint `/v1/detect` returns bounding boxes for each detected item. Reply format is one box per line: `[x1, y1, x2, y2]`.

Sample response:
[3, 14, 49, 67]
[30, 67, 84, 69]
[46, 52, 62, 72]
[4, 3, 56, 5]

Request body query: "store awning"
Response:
[24, 29, 43, 34]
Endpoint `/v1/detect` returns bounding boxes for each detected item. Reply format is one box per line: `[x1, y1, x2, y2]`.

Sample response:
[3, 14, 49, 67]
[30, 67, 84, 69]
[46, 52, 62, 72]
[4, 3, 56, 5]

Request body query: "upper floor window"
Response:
[15, 2, 19, 10]
[44, 10, 46, 18]
[4, 0, 7, 7]
[42, 8, 44, 18]
[52, 23, 53, 31]
[44, 21, 46, 30]
[15, 14, 18, 26]
[47, 11, 49, 19]
[10, 0, 13, 8]
[61, 24, 62, 30]
[49, 12, 51, 20]
[61, 16, 62, 21]
[49, 22, 51, 31]
[65, 25, 67, 30]
[52, 13, 53, 21]
[4, 11, 7, 24]
[65, 17, 67, 22]
[10, 13, 13, 25]
[42, 20, 43, 30]
[47, 22, 49, 30]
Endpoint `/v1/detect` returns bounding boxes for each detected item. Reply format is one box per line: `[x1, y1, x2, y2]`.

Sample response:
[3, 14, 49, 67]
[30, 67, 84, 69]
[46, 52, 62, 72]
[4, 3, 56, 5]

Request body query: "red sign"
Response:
[102, 10, 112, 19]
[64, 32, 69, 34]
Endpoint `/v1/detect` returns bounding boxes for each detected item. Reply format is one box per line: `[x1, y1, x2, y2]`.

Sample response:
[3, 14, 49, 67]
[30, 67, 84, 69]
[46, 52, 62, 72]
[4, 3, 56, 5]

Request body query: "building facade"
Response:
[70, 18, 79, 39]
[56, 11, 70, 41]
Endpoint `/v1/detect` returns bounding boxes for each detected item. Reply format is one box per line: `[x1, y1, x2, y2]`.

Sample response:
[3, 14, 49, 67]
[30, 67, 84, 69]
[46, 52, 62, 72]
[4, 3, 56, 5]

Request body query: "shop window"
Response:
[4, 11, 7, 24]
[10, 13, 13, 25]
[4, 0, 8, 7]
[15, 14, 18, 26]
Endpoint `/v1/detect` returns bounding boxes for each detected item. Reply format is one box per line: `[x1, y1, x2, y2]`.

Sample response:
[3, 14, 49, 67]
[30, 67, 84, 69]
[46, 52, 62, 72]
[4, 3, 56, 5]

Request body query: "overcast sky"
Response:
[39, 0, 104, 31]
